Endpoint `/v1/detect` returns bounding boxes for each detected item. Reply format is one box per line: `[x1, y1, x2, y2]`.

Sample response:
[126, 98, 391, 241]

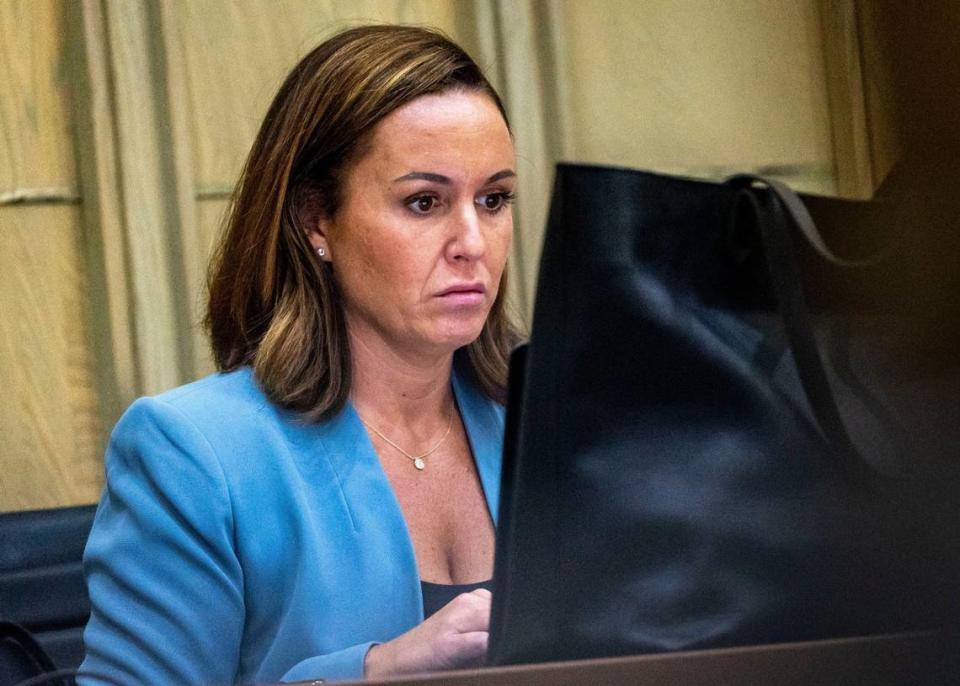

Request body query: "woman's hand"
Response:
[364, 588, 491, 677]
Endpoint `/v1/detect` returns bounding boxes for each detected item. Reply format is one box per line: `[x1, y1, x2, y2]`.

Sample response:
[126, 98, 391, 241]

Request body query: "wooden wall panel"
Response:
[558, 0, 836, 193]
[0, 205, 103, 509]
[0, 0, 105, 509]
[0, 0, 76, 194]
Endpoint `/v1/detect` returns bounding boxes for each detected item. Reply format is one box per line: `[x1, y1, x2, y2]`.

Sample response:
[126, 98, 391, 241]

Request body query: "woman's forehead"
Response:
[359, 91, 515, 182]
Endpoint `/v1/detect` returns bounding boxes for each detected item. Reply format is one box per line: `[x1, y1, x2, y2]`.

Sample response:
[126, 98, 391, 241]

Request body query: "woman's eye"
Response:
[407, 195, 439, 214]
[478, 191, 516, 212]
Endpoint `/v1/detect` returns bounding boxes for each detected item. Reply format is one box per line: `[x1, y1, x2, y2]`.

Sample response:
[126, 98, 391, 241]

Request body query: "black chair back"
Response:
[0, 505, 96, 673]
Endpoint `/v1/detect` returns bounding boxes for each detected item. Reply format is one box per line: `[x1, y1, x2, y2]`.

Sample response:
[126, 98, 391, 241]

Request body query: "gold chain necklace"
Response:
[360, 413, 453, 471]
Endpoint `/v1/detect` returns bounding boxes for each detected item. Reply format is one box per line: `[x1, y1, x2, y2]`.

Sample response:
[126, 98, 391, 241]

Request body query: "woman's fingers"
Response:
[364, 589, 493, 677]
[445, 589, 492, 633]
[431, 591, 491, 669]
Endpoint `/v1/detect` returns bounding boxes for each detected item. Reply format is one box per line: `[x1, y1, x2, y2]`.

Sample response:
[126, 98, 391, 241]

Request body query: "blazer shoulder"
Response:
[113, 368, 291, 466]
[153, 367, 270, 416]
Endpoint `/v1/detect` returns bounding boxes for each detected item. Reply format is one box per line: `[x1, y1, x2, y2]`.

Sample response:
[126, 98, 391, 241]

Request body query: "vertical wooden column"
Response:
[90, 0, 196, 396]
[817, 0, 899, 198]
[156, 0, 206, 376]
[817, 0, 875, 198]
[69, 0, 136, 424]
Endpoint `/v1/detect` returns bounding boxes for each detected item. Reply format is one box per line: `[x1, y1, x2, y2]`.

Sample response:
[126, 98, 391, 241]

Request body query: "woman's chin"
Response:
[427, 322, 486, 354]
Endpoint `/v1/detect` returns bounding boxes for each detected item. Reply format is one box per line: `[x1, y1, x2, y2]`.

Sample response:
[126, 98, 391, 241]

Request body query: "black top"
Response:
[421, 579, 493, 620]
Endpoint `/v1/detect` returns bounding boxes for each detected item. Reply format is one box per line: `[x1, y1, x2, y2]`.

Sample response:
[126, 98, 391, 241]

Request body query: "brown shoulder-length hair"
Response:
[205, 24, 519, 422]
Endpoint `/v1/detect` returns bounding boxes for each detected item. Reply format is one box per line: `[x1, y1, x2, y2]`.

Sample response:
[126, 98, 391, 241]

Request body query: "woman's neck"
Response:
[347, 325, 456, 435]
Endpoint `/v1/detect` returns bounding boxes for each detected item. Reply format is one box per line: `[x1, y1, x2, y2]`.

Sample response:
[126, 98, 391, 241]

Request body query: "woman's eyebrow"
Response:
[392, 169, 516, 184]
[487, 169, 516, 183]
[393, 172, 450, 184]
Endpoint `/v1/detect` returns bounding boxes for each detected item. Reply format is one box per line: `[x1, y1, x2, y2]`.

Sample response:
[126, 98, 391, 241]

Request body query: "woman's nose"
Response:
[447, 204, 486, 262]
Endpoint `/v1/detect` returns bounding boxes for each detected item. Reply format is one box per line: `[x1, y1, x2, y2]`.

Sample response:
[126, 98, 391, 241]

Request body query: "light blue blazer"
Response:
[79, 367, 504, 685]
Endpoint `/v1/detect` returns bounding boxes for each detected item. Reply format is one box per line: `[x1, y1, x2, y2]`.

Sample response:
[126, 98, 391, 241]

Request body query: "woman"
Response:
[80, 25, 519, 684]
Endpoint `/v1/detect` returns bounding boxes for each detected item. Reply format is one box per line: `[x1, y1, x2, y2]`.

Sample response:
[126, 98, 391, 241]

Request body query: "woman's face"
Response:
[311, 90, 515, 360]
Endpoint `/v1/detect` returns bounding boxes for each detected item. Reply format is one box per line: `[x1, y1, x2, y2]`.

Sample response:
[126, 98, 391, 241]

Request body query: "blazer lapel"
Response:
[452, 372, 505, 525]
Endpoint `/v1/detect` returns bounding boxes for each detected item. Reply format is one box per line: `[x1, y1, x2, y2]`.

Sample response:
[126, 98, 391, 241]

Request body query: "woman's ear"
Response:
[298, 187, 333, 263]
[306, 218, 333, 262]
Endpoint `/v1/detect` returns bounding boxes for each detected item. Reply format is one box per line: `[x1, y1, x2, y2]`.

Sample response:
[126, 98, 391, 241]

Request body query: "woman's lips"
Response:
[436, 284, 486, 306]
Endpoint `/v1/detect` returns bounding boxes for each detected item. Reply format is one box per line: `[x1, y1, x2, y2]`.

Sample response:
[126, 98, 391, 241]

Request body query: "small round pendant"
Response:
[414, 458, 425, 470]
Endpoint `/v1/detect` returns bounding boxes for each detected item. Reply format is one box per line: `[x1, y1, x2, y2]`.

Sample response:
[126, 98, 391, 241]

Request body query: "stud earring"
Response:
[317, 247, 326, 257]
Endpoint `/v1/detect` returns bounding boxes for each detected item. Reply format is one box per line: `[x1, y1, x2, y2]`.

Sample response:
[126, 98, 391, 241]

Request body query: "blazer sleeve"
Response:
[80, 396, 245, 685]
[80, 397, 383, 685]
[279, 643, 377, 683]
